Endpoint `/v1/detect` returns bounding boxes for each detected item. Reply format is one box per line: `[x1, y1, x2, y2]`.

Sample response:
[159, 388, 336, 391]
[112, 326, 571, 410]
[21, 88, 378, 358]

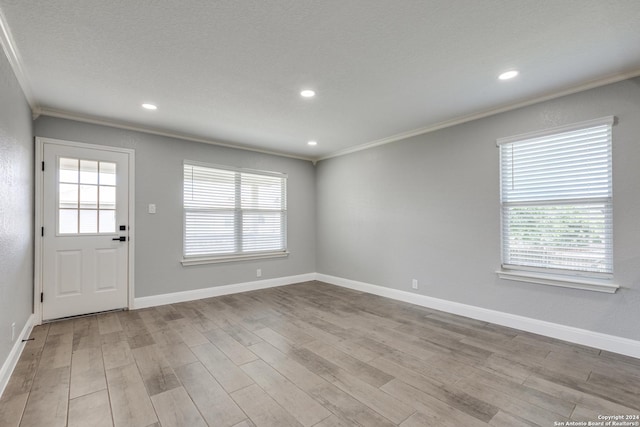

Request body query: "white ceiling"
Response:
[1, 1, 639, 160]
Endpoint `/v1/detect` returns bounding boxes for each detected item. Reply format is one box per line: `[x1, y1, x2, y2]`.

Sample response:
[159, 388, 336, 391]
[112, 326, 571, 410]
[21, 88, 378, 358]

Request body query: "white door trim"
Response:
[34, 137, 135, 324]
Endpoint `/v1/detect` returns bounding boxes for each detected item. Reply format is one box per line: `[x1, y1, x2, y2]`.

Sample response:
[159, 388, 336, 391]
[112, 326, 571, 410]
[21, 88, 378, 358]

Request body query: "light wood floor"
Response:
[1, 281, 639, 427]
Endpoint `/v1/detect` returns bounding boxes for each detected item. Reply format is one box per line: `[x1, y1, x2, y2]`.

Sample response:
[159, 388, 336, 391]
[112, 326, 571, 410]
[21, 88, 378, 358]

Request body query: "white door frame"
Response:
[34, 137, 136, 325]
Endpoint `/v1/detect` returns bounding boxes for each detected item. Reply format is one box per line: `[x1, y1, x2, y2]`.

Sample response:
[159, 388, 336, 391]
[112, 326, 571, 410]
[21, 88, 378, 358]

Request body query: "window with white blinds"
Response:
[498, 117, 614, 277]
[183, 162, 287, 261]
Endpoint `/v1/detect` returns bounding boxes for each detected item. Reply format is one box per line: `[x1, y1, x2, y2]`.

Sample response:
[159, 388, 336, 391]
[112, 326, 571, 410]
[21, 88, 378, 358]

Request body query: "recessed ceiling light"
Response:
[498, 70, 519, 80]
[142, 103, 158, 110]
[300, 90, 316, 98]
[307, 140, 318, 146]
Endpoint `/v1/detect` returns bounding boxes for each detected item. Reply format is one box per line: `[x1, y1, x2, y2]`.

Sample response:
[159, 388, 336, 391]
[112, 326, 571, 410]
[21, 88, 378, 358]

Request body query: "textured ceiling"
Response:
[1, 0, 640, 160]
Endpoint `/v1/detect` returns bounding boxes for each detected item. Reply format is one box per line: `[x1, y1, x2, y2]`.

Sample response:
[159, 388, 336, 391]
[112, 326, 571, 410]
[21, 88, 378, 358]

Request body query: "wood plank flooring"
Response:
[1, 281, 639, 426]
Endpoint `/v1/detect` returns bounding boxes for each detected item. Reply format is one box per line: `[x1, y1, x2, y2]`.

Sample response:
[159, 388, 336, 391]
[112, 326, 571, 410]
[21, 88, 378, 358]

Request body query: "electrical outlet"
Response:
[148, 203, 156, 214]
[11, 322, 15, 342]
[257, 268, 262, 278]
[412, 279, 418, 290]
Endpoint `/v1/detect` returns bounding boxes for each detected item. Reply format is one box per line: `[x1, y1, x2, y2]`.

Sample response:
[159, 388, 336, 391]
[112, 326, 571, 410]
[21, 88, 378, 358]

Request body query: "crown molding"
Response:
[38, 108, 315, 162]
[318, 68, 640, 162]
[0, 7, 39, 115]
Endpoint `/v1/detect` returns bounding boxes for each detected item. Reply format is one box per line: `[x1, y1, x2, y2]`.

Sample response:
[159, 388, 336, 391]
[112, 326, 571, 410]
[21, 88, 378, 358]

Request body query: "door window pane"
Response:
[79, 210, 98, 233]
[99, 210, 116, 233]
[99, 162, 116, 185]
[80, 160, 98, 184]
[79, 185, 98, 209]
[99, 186, 116, 209]
[59, 158, 79, 183]
[59, 184, 78, 209]
[59, 209, 78, 234]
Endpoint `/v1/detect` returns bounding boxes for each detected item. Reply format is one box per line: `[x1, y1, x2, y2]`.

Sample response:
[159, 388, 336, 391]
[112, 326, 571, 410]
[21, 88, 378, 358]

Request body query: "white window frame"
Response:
[182, 161, 288, 266]
[496, 117, 619, 293]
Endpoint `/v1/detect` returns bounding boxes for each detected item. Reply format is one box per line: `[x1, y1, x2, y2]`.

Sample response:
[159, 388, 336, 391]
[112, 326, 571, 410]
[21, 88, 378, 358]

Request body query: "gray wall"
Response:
[0, 53, 34, 365]
[316, 78, 640, 341]
[35, 117, 316, 298]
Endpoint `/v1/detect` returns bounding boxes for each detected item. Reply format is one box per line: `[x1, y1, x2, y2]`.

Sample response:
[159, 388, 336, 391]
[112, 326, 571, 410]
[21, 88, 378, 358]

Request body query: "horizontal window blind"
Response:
[184, 163, 287, 258]
[499, 119, 613, 275]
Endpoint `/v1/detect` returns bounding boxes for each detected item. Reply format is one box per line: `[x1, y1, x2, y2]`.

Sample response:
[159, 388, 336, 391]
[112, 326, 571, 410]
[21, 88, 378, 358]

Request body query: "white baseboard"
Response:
[0, 314, 36, 399]
[316, 273, 640, 359]
[134, 273, 317, 309]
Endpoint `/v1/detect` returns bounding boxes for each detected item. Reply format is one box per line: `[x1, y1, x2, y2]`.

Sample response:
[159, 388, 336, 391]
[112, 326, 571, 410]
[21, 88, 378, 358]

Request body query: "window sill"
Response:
[496, 269, 619, 294]
[182, 251, 289, 266]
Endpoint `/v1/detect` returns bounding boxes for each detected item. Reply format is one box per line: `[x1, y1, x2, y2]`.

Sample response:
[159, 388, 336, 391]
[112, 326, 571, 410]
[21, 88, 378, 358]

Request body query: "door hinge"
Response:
[41, 161, 44, 171]
[41, 227, 44, 237]
[40, 292, 43, 303]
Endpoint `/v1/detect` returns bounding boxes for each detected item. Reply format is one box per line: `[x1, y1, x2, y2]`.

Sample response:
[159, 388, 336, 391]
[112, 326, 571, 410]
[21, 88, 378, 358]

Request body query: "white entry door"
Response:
[41, 141, 131, 321]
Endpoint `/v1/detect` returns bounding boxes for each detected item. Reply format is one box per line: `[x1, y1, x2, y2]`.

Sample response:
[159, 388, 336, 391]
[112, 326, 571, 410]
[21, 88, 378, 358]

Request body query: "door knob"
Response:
[112, 236, 126, 241]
